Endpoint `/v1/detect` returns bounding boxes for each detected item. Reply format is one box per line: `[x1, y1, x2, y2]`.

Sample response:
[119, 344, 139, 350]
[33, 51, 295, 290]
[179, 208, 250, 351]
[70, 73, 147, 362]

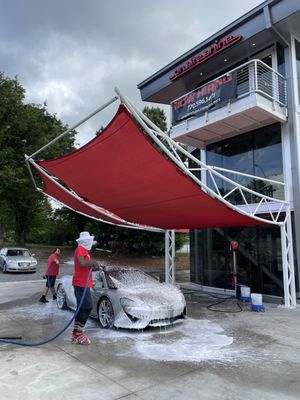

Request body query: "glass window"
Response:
[204, 229, 230, 289]
[191, 225, 285, 296]
[206, 123, 283, 202]
[189, 148, 201, 180]
[254, 124, 283, 199]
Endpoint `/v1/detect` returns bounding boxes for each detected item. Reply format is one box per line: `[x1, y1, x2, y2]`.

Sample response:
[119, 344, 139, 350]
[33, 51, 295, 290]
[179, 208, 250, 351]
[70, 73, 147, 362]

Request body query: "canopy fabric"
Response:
[35, 104, 263, 230]
[35, 167, 141, 228]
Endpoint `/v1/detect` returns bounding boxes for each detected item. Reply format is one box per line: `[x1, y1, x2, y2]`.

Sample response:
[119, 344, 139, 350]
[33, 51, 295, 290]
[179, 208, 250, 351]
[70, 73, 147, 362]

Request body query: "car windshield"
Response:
[7, 249, 30, 257]
[105, 269, 158, 289]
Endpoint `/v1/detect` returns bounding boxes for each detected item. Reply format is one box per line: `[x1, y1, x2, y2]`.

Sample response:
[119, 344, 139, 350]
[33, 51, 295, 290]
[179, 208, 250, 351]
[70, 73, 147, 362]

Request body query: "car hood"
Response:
[118, 283, 185, 307]
[6, 256, 36, 262]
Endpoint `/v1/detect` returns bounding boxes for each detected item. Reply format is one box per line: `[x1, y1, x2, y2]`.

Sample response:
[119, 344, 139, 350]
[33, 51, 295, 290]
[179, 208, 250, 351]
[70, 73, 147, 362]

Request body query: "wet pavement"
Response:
[0, 278, 300, 399]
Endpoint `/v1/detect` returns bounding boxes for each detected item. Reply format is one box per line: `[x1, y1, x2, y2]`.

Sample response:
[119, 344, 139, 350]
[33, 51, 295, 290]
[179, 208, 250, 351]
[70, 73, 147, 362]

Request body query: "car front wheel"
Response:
[56, 284, 67, 309]
[98, 297, 114, 328]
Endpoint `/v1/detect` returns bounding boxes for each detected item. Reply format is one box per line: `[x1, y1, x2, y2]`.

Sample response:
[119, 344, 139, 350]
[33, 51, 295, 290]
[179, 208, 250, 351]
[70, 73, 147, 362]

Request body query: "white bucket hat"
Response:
[76, 231, 94, 250]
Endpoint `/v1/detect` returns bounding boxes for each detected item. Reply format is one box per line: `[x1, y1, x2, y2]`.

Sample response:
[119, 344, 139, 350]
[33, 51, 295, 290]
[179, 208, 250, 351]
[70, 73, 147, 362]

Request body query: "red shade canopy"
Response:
[35, 105, 262, 230]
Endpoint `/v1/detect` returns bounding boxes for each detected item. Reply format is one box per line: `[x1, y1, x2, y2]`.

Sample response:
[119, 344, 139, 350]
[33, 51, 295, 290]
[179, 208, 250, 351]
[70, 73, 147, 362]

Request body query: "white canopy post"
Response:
[165, 230, 176, 284]
[281, 210, 296, 308]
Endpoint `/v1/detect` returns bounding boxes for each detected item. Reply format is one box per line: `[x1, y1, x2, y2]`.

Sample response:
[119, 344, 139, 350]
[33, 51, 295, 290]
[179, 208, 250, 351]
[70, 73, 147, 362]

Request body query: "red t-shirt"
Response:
[45, 253, 59, 276]
[72, 245, 93, 288]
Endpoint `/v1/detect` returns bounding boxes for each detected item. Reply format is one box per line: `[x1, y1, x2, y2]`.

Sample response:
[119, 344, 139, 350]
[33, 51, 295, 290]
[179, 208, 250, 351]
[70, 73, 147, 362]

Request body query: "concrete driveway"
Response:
[0, 280, 300, 400]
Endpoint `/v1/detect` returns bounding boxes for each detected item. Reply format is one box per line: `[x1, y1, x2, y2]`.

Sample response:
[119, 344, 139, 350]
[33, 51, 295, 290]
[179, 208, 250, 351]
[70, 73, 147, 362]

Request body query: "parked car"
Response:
[0, 247, 37, 273]
[56, 266, 186, 329]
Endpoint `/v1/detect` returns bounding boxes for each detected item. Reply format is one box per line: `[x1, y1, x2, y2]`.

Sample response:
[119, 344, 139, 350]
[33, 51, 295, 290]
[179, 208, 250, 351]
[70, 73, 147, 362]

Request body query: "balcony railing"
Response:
[171, 59, 287, 126]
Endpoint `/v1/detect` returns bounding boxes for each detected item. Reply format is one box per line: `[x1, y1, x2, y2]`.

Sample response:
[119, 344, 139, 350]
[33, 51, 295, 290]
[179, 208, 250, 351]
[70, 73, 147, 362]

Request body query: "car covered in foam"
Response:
[56, 266, 186, 329]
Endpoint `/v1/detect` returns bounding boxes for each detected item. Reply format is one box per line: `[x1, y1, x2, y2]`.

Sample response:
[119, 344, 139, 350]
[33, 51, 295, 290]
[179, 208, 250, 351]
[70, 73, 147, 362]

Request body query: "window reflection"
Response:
[191, 224, 292, 297]
[206, 123, 283, 202]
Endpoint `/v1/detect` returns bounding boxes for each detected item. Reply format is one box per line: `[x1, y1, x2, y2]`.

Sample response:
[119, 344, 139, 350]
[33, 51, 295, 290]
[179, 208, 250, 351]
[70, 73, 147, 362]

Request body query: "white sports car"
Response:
[56, 266, 186, 329]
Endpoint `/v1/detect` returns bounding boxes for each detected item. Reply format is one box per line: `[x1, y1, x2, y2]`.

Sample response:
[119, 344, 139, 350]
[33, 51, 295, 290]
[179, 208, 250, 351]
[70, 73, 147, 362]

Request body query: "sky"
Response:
[0, 0, 264, 146]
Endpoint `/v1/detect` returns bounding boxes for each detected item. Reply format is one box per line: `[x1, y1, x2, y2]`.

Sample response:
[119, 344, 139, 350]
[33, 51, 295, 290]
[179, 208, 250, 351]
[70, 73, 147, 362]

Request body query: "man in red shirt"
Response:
[72, 231, 100, 345]
[39, 248, 61, 303]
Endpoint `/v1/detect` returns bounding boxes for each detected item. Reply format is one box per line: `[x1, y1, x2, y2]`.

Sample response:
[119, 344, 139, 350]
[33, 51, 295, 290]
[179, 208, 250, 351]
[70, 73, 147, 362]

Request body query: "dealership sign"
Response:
[172, 72, 237, 123]
[170, 34, 241, 81]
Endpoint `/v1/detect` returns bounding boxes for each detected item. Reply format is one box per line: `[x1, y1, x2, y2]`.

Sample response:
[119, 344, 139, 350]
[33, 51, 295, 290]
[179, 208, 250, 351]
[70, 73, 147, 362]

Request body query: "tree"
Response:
[0, 72, 76, 244]
[46, 208, 91, 246]
[142, 106, 168, 132]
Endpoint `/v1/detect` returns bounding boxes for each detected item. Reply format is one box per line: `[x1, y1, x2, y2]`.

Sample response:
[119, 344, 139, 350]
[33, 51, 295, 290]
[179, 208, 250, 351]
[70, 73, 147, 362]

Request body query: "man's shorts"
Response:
[74, 286, 93, 311]
[45, 275, 56, 288]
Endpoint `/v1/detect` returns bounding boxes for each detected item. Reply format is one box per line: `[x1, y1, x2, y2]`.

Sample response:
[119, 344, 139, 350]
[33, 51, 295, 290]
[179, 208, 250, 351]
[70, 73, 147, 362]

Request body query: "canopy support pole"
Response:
[26, 96, 118, 160]
[165, 230, 176, 284]
[281, 210, 296, 307]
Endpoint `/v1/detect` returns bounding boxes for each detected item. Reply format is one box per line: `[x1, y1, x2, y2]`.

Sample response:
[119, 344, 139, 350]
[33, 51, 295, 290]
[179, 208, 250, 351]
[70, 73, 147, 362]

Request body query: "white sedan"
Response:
[56, 266, 186, 329]
[0, 247, 37, 273]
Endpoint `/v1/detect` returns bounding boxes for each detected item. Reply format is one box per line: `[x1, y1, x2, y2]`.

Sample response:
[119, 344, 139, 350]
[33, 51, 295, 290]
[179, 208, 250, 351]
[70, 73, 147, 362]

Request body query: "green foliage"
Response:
[46, 208, 91, 246]
[0, 72, 75, 244]
[86, 221, 187, 255]
[143, 106, 168, 132]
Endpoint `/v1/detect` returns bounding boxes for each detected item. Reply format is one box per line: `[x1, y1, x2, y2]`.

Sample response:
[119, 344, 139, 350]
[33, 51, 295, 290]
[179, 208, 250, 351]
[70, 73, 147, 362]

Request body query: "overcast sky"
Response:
[0, 0, 264, 146]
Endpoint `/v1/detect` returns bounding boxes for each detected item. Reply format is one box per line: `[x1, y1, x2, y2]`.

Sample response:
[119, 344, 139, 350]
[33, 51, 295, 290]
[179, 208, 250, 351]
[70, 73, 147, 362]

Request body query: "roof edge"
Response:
[137, 0, 280, 89]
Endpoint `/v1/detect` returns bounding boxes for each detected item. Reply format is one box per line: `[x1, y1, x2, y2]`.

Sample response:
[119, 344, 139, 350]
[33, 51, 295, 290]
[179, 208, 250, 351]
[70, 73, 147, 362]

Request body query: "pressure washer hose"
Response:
[0, 268, 92, 347]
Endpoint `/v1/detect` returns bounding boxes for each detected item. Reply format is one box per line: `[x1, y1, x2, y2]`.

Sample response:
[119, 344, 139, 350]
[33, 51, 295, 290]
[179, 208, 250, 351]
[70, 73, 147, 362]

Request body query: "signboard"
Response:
[170, 34, 242, 81]
[172, 71, 237, 124]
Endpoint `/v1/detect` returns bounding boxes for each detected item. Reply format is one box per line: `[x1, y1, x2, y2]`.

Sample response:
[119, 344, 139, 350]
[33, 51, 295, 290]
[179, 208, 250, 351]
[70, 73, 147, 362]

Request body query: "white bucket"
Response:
[241, 286, 251, 297]
[251, 293, 263, 306]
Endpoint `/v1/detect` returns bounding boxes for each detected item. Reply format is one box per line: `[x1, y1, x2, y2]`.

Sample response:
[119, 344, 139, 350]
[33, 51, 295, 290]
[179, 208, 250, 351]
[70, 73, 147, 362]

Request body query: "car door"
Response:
[90, 271, 106, 317]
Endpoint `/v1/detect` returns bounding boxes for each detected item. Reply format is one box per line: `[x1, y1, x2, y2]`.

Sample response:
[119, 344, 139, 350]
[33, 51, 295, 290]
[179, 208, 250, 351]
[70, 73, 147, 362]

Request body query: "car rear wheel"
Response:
[56, 284, 67, 309]
[2, 262, 7, 273]
[98, 297, 114, 328]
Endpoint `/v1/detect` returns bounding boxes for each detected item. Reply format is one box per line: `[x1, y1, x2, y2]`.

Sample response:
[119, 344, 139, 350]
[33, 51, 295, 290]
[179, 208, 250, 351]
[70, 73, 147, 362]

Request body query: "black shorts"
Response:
[45, 275, 56, 288]
[74, 286, 93, 311]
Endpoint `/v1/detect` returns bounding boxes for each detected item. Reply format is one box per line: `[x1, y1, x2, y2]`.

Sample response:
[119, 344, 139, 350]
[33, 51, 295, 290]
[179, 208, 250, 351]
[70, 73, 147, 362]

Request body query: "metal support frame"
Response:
[281, 210, 296, 308]
[25, 88, 297, 305]
[165, 230, 176, 284]
[26, 96, 119, 160]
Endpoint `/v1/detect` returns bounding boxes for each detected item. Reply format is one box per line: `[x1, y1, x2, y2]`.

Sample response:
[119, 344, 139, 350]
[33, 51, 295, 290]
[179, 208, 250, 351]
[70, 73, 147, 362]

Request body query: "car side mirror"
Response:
[150, 274, 160, 282]
[31, 253, 35, 257]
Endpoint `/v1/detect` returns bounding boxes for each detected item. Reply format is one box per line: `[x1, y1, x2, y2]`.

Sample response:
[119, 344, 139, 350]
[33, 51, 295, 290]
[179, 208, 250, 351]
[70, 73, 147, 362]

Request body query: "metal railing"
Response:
[237, 59, 287, 106]
[171, 59, 287, 125]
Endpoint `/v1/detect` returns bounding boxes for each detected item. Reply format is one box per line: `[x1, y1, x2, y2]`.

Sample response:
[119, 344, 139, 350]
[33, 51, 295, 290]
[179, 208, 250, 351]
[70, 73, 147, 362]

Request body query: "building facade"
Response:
[138, 0, 300, 301]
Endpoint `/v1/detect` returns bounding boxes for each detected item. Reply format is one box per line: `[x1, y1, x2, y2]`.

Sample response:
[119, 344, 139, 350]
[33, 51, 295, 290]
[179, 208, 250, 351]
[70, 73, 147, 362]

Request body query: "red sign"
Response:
[170, 34, 242, 81]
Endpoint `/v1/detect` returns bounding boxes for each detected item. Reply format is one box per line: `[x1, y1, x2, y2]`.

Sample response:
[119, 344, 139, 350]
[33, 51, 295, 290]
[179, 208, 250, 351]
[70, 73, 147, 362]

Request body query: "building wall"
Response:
[138, 0, 300, 300]
[190, 121, 299, 297]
